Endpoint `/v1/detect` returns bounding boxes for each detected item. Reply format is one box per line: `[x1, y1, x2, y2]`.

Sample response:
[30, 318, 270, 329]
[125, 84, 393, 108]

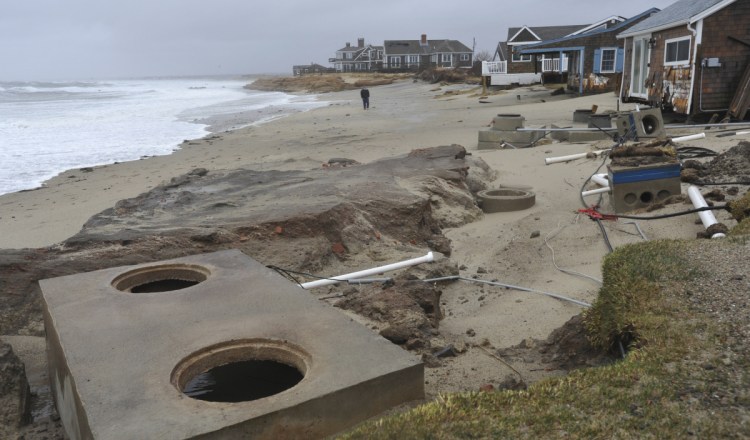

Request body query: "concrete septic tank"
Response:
[40, 250, 424, 439]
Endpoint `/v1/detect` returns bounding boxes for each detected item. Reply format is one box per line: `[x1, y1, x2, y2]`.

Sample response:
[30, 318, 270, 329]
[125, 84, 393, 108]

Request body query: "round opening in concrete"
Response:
[640, 115, 661, 135]
[477, 188, 535, 213]
[624, 193, 638, 204]
[657, 190, 671, 201]
[640, 192, 654, 204]
[112, 264, 210, 293]
[172, 339, 310, 403]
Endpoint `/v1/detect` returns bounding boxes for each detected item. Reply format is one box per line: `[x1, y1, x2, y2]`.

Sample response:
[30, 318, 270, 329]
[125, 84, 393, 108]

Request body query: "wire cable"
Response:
[544, 222, 603, 284]
[608, 204, 728, 220]
[694, 180, 750, 186]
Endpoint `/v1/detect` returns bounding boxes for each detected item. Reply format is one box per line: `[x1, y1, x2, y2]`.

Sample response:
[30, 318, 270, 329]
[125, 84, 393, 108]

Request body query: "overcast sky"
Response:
[1, 0, 677, 81]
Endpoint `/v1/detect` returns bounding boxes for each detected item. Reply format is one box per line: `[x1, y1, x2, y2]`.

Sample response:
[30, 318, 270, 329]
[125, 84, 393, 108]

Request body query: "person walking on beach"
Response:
[360, 87, 370, 110]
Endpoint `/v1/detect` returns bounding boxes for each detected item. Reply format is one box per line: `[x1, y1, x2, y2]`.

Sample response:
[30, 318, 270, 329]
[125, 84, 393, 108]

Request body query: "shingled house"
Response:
[485, 17, 649, 86]
[330, 38, 383, 72]
[381, 34, 473, 71]
[618, 0, 750, 118]
[517, 10, 659, 94]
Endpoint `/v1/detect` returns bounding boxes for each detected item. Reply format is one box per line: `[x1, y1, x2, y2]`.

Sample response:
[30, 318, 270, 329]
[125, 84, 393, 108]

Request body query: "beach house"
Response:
[485, 21, 616, 86]
[617, 0, 750, 118]
[516, 10, 659, 94]
[381, 35, 473, 71]
[330, 38, 384, 72]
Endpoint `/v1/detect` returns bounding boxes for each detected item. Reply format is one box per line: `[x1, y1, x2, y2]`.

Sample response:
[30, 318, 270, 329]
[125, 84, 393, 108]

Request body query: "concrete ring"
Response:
[477, 188, 536, 213]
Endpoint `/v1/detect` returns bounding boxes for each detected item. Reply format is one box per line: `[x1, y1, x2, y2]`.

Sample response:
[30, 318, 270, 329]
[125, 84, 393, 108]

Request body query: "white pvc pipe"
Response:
[687, 185, 725, 239]
[591, 173, 609, 187]
[672, 133, 705, 142]
[582, 173, 610, 197]
[301, 252, 435, 289]
[582, 186, 610, 197]
[545, 149, 608, 165]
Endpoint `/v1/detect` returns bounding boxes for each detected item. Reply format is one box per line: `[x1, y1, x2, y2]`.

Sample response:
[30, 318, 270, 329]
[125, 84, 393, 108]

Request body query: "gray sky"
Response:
[1, 0, 676, 81]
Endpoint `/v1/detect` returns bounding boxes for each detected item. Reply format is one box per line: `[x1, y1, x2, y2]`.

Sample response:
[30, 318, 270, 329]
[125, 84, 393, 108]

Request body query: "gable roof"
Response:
[494, 42, 509, 61]
[618, 0, 736, 37]
[384, 39, 471, 55]
[568, 15, 627, 36]
[507, 25, 589, 43]
[519, 9, 660, 52]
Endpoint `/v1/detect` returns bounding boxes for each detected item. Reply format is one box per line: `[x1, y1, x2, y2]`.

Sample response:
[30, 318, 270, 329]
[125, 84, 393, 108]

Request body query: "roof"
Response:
[568, 16, 626, 36]
[383, 39, 472, 55]
[507, 25, 589, 43]
[494, 42, 509, 61]
[618, 0, 736, 37]
[519, 8, 660, 52]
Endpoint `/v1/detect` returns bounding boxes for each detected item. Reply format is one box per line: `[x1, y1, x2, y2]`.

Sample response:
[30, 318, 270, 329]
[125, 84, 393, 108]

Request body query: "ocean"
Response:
[0, 77, 327, 196]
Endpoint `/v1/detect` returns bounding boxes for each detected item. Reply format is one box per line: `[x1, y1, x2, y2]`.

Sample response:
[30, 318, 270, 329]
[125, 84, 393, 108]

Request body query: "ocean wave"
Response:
[0, 77, 306, 195]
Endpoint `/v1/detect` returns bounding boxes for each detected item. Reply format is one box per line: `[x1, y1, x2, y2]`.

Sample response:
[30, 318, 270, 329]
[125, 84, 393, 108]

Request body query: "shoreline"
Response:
[0, 79, 738, 250]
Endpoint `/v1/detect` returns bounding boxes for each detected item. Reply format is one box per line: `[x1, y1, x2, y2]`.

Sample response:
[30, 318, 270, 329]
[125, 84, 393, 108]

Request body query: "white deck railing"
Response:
[542, 56, 569, 73]
[482, 61, 507, 75]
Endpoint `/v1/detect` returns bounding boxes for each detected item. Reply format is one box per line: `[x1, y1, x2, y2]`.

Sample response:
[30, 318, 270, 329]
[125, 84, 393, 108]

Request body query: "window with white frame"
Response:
[389, 56, 401, 67]
[512, 51, 531, 62]
[664, 36, 691, 66]
[600, 48, 617, 73]
[407, 55, 419, 64]
[460, 53, 470, 61]
[442, 53, 452, 63]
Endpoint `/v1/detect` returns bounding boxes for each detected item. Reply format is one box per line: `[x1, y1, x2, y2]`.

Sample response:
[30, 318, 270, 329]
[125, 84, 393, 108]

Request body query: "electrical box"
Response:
[705, 58, 721, 68]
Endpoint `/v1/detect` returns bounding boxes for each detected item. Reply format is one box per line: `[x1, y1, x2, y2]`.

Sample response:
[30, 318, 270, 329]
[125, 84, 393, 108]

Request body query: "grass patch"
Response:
[338, 239, 748, 439]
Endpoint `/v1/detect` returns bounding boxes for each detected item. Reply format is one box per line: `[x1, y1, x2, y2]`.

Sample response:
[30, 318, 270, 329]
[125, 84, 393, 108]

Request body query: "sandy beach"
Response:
[1, 78, 746, 433]
[3, 81, 735, 250]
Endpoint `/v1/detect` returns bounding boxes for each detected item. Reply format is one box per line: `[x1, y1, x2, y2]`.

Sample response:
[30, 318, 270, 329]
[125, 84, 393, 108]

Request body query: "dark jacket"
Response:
[360, 88, 370, 99]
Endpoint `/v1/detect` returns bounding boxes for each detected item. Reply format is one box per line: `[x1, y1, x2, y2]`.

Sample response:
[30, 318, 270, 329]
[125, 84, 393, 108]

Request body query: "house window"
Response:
[512, 52, 531, 62]
[460, 53, 470, 61]
[600, 48, 616, 73]
[345, 52, 353, 60]
[442, 54, 452, 63]
[389, 56, 401, 67]
[664, 36, 691, 66]
[407, 55, 419, 64]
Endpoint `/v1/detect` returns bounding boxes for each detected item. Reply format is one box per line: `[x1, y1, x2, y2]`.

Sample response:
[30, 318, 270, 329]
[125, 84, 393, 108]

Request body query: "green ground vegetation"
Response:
[340, 229, 750, 439]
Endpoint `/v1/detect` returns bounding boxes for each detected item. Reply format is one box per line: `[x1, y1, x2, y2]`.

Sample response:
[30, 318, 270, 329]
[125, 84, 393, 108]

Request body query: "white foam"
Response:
[0, 77, 327, 195]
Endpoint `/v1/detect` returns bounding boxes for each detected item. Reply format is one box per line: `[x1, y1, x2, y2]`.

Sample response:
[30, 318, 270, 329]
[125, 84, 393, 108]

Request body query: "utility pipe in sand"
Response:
[671, 133, 705, 142]
[301, 252, 435, 289]
[545, 149, 608, 165]
[687, 185, 726, 239]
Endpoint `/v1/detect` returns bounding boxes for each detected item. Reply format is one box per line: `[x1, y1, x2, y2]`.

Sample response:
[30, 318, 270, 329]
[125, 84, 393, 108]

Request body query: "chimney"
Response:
[420, 34, 427, 46]
[358, 38, 364, 48]
[346, 42, 351, 48]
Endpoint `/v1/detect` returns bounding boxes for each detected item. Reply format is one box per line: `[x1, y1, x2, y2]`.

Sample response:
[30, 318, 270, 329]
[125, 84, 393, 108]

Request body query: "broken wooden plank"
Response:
[728, 62, 750, 120]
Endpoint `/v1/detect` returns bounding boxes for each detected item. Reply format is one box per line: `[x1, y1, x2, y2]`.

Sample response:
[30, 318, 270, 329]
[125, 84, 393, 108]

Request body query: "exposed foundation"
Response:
[40, 250, 424, 439]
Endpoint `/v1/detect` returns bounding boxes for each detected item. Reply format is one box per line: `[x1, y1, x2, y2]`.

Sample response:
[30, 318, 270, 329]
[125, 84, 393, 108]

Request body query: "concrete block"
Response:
[568, 131, 611, 143]
[614, 109, 666, 139]
[40, 250, 423, 439]
[607, 162, 682, 212]
[550, 124, 571, 142]
[477, 127, 546, 148]
[477, 140, 503, 150]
